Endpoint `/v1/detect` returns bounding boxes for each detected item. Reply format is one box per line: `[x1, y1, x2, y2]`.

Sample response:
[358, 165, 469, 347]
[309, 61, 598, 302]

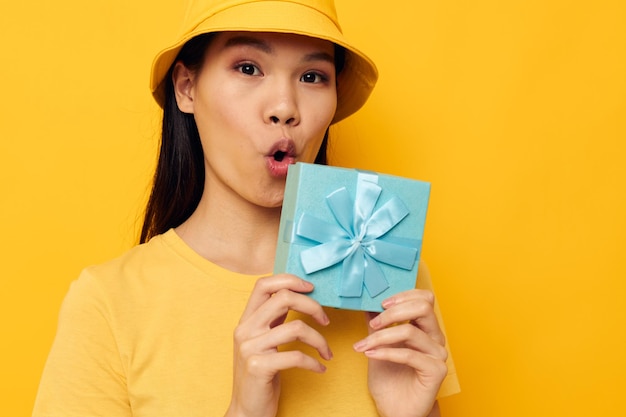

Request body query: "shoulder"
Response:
[65, 231, 177, 308]
[86, 231, 172, 277]
[54, 231, 192, 343]
[82, 230, 183, 285]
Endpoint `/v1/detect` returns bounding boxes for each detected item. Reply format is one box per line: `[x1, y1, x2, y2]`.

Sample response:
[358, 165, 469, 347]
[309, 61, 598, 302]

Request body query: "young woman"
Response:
[33, 1, 459, 416]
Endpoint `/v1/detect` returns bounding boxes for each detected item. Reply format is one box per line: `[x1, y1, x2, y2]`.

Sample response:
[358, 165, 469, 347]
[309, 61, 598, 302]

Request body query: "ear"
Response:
[172, 61, 195, 114]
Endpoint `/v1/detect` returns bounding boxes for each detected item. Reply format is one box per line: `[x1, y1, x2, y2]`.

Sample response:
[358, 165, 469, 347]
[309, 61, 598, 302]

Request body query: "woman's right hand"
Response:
[225, 274, 332, 417]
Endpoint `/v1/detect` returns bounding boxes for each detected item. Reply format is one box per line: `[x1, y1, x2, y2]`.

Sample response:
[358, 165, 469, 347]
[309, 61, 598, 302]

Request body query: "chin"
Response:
[264, 193, 286, 209]
[248, 188, 285, 210]
[264, 197, 285, 209]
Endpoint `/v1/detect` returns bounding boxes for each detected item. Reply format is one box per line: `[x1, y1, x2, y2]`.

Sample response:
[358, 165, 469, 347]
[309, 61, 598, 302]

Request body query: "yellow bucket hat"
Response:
[150, 0, 378, 124]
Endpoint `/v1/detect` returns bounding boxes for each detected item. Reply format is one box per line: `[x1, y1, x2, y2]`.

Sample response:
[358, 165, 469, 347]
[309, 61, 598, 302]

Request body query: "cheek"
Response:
[306, 90, 337, 124]
[301, 126, 328, 162]
[193, 87, 249, 145]
[302, 94, 336, 160]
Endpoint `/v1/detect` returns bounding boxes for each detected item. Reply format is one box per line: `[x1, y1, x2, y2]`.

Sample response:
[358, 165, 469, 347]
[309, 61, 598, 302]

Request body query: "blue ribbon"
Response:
[296, 173, 420, 298]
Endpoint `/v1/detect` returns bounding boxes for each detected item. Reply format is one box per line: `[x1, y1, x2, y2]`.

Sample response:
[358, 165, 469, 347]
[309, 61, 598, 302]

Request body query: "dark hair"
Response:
[140, 34, 343, 243]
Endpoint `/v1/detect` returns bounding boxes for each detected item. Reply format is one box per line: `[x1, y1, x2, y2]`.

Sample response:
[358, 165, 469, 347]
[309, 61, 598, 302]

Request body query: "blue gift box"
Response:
[274, 163, 430, 312]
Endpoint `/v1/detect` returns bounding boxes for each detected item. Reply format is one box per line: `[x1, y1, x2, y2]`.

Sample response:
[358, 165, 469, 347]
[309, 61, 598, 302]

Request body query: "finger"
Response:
[370, 290, 445, 346]
[380, 288, 436, 313]
[354, 324, 448, 361]
[246, 350, 328, 376]
[363, 347, 448, 382]
[248, 288, 330, 330]
[240, 274, 314, 322]
[241, 319, 333, 361]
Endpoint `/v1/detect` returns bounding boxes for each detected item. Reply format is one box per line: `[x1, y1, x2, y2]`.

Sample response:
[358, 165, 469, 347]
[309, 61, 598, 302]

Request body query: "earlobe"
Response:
[172, 62, 195, 114]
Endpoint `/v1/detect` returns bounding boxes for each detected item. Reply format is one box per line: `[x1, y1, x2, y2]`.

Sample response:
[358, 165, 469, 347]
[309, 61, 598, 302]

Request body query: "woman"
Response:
[33, 1, 459, 416]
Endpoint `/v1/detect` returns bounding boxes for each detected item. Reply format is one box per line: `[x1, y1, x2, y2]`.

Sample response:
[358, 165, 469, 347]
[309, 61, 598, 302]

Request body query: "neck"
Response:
[175, 191, 283, 275]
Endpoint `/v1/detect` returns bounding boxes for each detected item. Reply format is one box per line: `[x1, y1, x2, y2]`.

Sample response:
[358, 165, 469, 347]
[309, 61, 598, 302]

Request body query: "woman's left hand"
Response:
[353, 289, 448, 417]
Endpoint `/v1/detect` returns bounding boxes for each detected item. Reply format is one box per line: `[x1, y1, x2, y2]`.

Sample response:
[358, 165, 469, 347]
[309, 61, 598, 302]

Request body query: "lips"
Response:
[266, 139, 296, 178]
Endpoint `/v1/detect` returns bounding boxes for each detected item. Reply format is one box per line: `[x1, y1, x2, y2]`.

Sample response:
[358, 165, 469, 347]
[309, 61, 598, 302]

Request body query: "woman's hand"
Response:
[225, 274, 332, 417]
[353, 289, 448, 417]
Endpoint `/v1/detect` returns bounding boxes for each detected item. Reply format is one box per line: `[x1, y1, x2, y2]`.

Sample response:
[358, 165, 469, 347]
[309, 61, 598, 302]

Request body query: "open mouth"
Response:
[266, 139, 296, 178]
[273, 150, 287, 162]
[267, 139, 296, 161]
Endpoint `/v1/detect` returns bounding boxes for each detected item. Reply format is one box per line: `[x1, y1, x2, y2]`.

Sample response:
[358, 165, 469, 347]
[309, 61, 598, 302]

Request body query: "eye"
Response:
[237, 63, 261, 76]
[300, 72, 327, 83]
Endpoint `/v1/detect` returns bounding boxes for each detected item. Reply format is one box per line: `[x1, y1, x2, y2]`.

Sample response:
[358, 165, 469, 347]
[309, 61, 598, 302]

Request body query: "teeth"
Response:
[273, 151, 286, 162]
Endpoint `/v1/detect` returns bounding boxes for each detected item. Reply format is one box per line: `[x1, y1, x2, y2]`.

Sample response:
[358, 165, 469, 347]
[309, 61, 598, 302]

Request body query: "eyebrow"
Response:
[223, 35, 335, 64]
[224, 36, 273, 54]
[302, 51, 335, 65]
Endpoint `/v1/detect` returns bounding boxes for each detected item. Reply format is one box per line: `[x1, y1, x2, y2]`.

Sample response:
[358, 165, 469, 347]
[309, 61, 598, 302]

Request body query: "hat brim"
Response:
[150, 1, 378, 124]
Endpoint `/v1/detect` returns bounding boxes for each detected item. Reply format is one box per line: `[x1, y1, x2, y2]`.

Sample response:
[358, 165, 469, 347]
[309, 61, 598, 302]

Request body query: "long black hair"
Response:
[140, 33, 342, 243]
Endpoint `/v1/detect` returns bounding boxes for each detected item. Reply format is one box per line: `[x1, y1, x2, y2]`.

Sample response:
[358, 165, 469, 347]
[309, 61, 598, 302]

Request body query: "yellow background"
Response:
[1, 0, 624, 415]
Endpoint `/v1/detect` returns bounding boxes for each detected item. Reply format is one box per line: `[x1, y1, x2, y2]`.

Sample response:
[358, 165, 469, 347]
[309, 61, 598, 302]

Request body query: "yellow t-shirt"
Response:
[33, 229, 459, 416]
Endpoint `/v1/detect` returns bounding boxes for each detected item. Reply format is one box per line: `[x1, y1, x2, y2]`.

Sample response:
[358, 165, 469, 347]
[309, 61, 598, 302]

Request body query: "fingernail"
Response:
[369, 316, 381, 329]
[381, 297, 395, 309]
[353, 339, 367, 352]
[364, 349, 379, 358]
[327, 347, 334, 360]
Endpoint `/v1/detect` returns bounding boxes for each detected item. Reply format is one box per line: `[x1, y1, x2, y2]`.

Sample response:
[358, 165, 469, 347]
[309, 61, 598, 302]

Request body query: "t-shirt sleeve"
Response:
[33, 269, 132, 417]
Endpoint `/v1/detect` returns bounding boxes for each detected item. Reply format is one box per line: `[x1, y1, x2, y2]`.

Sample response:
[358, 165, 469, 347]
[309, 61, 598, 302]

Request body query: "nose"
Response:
[264, 80, 300, 126]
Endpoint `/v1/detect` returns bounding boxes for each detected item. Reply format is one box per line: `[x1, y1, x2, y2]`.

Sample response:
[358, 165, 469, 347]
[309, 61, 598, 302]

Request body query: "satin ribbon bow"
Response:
[296, 173, 419, 298]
